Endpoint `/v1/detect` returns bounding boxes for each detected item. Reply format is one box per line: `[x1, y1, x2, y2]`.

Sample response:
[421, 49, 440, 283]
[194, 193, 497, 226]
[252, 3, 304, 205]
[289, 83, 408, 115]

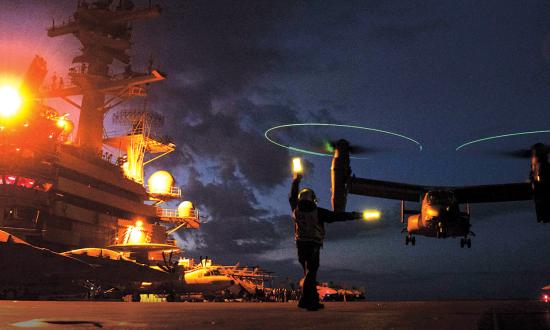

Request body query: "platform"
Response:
[1, 300, 548, 329]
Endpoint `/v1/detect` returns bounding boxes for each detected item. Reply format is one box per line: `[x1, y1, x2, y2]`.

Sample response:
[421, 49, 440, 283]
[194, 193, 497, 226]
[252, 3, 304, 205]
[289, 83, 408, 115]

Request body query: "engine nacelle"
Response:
[331, 140, 351, 212]
[533, 183, 550, 223]
[531, 146, 550, 223]
[407, 214, 421, 232]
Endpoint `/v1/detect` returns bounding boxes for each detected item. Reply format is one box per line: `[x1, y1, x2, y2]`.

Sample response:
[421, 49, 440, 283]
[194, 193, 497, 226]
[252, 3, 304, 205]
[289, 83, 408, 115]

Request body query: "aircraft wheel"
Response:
[411, 236, 416, 246]
[467, 239, 471, 248]
[460, 238, 465, 248]
[405, 236, 410, 245]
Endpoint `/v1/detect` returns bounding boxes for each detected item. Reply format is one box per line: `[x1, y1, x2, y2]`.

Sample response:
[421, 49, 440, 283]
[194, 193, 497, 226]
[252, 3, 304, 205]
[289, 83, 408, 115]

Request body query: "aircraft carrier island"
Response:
[0, 0, 213, 298]
[0, 0, 198, 252]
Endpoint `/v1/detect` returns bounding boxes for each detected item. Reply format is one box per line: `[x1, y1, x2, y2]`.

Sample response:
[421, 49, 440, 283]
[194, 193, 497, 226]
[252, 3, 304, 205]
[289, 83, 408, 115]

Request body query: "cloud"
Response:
[134, 1, 377, 264]
[177, 166, 292, 258]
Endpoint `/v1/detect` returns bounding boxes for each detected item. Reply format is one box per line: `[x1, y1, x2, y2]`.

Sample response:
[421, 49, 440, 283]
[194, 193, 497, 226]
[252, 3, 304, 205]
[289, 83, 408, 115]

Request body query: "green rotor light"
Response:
[324, 141, 335, 153]
[456, 130, 550, 151]
[264, 123, 423, 158]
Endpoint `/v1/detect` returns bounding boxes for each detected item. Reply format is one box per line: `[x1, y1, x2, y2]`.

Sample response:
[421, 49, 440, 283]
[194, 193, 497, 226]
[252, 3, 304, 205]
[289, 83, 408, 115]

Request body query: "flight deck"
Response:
[1, 300, 548, 329]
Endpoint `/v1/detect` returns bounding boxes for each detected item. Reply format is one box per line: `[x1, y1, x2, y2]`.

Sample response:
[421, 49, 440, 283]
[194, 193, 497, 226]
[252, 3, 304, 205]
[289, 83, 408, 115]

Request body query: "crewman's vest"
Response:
[292, 208, 325, 244]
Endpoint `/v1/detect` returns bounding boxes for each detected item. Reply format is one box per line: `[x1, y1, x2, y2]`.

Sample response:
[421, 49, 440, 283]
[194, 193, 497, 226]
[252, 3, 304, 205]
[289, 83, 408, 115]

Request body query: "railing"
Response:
[156, 207, 199, 220]
[157, 207, 200, 229]
[127, 86, 147, 97]
[145, 185, 182, 198]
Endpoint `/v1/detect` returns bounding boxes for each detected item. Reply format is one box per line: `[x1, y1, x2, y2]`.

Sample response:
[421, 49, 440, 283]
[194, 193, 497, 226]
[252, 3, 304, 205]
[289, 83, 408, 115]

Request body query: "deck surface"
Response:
[1, 300, 548, 329]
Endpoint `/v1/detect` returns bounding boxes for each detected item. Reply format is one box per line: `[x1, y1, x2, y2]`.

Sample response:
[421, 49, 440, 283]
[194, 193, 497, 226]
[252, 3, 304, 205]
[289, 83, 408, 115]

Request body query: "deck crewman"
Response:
[289, 158, 363, 311]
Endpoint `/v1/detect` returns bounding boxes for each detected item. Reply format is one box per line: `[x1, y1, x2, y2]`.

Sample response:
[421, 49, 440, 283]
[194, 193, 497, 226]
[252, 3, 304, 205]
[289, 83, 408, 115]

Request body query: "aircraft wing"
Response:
[349, 177, 424, 202]
[453, 182, 533, 204]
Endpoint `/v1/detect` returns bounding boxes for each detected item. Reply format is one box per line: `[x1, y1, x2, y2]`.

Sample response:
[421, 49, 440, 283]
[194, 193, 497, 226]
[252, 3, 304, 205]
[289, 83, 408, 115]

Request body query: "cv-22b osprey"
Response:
[330, 140, 549, 248]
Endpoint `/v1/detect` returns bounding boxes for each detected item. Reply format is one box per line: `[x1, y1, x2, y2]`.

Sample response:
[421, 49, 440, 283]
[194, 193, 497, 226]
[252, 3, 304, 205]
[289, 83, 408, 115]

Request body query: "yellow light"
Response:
[426, 208, 439, 217]
[135, 220, 143, 227]
[292, 157, 303, 174]
[56, 118, 66, 128]
[363, 210, 381, 221]
[0, 85, 22, 118]
[178, 201, 194, 217]
[147, 170, 174, 194]
[127, 225, 144, 244]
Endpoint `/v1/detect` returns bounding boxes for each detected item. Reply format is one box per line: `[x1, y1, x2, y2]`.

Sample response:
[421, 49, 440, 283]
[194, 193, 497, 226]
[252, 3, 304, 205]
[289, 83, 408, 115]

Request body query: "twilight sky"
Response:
[2, 0, 550, 299]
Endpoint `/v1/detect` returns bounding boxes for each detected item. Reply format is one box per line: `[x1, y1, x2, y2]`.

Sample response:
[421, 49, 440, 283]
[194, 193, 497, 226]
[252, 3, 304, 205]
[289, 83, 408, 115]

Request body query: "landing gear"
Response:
[436, 222, 446, 239]
[405, 235, 416, 246]
[460, 237, 472, 248]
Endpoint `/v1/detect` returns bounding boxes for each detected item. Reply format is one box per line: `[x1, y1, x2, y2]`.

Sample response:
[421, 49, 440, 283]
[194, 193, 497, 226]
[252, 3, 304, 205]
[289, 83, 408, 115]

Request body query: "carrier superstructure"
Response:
[0, 0, 198, 252]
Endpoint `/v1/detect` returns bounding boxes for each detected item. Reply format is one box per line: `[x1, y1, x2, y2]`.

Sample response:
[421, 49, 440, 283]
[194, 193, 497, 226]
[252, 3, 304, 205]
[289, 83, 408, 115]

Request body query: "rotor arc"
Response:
[456, 130, 550, 151]
[264, 123, 423, 158]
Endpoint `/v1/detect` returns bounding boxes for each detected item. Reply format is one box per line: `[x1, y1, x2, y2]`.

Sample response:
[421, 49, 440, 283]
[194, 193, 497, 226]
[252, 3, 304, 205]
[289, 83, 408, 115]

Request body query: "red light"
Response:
[544, 294, 548, 303]
[17, 177, 35, 188]
[5, 175, 16, 185]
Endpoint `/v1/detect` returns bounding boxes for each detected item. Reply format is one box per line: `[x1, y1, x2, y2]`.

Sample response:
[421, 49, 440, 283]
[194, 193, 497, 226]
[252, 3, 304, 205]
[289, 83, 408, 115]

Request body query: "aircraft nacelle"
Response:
[407, 214, 421, 232]
[533, 182, 550, 223]
[530, 148, 550, 223]
[331, 139, 351, 212]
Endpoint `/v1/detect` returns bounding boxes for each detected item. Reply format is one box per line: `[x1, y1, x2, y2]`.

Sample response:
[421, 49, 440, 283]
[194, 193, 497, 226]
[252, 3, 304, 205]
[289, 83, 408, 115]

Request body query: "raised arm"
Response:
[318, 207, 362, 223]
[289, 173, 302, 211]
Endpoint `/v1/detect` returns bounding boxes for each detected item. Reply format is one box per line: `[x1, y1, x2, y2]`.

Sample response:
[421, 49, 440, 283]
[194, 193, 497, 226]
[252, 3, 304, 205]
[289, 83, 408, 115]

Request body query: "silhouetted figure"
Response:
[289, 173, 361, 311]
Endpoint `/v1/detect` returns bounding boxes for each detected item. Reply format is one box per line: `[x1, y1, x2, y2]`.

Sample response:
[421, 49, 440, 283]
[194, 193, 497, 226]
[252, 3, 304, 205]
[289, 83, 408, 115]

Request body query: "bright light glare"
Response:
[292, 157, 303, 174]
[0, 85, 22, 118]
[363, 210, 381, 221]
[426, 208, 439, 217]
[147, 170, 174, 194]
[178, 201, 194, 217]
[57, 118, 67, 128]
[127, 221, 145, 244]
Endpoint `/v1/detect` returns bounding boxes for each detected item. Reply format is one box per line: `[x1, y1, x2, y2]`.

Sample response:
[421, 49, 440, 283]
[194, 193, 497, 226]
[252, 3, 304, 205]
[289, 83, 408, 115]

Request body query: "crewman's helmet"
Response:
[298, 188, 317, 211]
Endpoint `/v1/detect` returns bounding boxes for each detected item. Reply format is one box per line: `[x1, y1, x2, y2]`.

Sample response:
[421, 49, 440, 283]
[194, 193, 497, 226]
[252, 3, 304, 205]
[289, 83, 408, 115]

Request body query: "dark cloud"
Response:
[178, 166, 291, 258]
[133, 1, 304, 260]
[138, 1, 305, 189]
[136, 1, 379, 263]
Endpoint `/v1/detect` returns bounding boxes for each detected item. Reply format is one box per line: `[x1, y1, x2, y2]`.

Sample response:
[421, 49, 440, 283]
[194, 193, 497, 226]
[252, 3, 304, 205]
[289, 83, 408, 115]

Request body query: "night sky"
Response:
[2, 0, 550, 300]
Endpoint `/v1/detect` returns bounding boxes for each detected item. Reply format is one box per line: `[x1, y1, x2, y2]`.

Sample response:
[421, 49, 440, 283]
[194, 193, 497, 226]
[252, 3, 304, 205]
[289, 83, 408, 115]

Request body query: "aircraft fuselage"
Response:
[407, 190, 470, 239]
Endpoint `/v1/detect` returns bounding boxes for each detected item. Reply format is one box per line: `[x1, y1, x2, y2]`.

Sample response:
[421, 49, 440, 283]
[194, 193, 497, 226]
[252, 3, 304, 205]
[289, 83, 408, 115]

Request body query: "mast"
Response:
[44, 0, 164, 154]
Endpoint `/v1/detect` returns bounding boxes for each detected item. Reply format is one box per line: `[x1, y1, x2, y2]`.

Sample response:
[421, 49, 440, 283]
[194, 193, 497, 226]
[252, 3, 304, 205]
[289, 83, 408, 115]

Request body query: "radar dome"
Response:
[178, 201, 194, 217]
[148, 170, 174, 194]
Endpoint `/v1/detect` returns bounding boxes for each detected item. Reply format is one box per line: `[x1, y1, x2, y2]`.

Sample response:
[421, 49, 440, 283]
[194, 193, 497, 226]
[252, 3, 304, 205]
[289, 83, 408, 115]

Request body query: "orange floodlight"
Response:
[0, 85, 22, 118]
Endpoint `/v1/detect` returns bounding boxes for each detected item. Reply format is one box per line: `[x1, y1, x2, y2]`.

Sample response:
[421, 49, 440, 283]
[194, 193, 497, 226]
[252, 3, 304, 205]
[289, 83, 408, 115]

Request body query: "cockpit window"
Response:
[427, 191, 455, 204]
